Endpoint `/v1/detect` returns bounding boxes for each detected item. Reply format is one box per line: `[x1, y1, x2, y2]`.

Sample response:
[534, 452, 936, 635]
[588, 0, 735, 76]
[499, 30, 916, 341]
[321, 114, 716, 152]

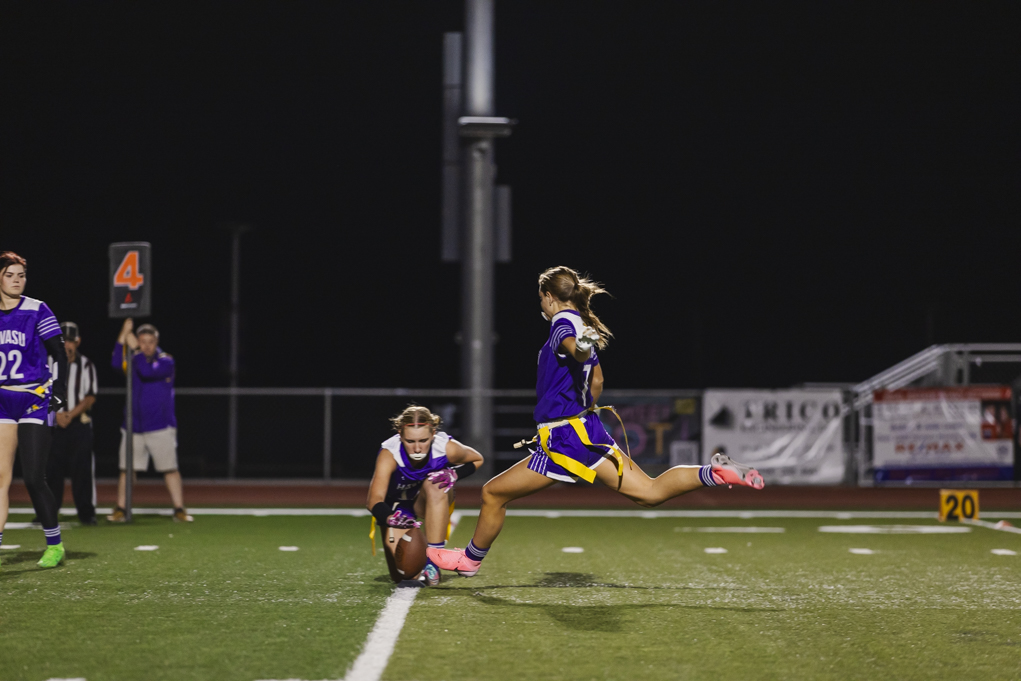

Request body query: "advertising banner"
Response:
[872, 386, 1015, 482]
[596, 396, 701, 469]
[702, 389, 845, 484]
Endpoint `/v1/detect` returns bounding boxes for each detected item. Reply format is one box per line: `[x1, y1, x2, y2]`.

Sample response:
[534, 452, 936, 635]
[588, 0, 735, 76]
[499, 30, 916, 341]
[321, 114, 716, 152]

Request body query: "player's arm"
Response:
[558, 336, 592, 363]
[558, 324, 600, 363]
[446, 439, 484, 469]
[367, 450, 397, 526]
[591, 363, 604, 404]
[427, 440, 483, 492]
[42, 334, 68, 411]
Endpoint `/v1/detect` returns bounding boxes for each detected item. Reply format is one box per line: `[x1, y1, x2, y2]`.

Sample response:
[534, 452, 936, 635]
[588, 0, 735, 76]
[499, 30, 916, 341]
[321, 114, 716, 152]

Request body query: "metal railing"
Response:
[99, 386, 697, 479]
[849, 344, 1021, 485]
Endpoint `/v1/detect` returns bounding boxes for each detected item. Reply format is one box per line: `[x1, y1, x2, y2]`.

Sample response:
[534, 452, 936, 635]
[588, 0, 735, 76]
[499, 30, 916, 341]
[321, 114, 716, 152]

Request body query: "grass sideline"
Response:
[1, 512, 1020, 681]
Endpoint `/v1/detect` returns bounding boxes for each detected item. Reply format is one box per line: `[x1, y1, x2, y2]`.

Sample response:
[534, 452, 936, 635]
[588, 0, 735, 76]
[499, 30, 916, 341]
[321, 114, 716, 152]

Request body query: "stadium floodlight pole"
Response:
[458, 0, 514, 479]
[224, 223, 250, 479]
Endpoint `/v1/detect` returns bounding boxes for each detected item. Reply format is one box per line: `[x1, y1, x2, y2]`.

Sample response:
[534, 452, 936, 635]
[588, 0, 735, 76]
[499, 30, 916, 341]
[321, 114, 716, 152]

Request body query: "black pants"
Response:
[45, 420, 96, 522]
[19, 423, 60, 528]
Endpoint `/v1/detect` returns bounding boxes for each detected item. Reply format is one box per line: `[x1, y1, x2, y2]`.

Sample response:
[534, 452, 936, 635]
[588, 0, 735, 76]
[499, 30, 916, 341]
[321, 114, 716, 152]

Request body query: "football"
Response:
[392, 527, 427, 582]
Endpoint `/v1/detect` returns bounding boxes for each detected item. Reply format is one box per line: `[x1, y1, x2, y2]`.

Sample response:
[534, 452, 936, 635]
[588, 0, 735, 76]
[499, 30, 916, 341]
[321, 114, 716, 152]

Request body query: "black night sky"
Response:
[2, 2, 1018, 395]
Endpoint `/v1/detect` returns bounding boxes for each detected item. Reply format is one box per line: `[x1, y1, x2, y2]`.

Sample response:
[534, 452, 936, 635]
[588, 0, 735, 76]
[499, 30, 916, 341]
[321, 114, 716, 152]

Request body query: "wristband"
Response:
[371, 502, 391, 528]
[452, 462, 478, 480]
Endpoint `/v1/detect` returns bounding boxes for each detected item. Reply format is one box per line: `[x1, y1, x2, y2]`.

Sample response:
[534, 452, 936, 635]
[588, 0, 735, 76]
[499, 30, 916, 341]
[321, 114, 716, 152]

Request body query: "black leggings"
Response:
[18, 423, 58, 528]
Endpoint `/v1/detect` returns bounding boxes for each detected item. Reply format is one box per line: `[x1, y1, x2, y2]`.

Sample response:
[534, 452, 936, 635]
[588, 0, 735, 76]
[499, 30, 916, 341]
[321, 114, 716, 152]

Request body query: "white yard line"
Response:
[342, 585, 420, 681]
[963, 518, 1021, 535]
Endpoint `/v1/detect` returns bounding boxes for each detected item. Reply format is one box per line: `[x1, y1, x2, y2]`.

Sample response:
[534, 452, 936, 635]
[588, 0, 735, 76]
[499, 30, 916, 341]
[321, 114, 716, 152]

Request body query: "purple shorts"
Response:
[0, 388, 52, 425]
[527, 412, 619, 483]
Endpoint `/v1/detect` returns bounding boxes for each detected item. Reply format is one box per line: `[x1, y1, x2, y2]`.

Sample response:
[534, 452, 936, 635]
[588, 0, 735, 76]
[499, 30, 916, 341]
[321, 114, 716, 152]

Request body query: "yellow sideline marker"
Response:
[939, 489, 979, 522]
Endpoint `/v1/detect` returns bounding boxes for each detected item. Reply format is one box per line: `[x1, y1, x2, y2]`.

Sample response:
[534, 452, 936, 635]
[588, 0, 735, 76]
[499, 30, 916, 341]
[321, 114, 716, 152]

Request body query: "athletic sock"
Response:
[464, 539, 489, 562]
[43, 526, 61, 546]
[698, 465, 719, 487]
[0, 531, 3, 549]
[428, 541, 446, 550]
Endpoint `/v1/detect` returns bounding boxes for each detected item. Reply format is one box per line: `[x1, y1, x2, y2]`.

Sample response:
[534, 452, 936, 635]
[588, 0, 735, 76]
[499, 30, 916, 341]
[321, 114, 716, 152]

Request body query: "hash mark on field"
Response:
[819, 525, 970, 534]
[562, 547, 584, 553]
[703, 547, 728, 554]
[278, 546, 300, 551]
[134, 545, 159, 551]
[1, 544, 20, 549]
[991, 549, 1018, 556]
[849, 548, 875, 555]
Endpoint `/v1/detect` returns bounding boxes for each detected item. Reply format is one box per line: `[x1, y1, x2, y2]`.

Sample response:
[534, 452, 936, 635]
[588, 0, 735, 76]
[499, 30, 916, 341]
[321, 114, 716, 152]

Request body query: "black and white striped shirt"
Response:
[48, 353, 98, 412]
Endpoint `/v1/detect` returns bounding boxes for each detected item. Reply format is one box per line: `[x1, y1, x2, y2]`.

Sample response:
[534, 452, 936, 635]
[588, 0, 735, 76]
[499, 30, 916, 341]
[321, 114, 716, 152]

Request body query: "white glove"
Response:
[574, 325, 599, 355]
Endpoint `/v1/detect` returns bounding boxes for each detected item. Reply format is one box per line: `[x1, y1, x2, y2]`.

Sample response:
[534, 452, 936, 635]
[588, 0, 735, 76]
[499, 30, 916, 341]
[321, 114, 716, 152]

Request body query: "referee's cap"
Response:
[60, 321, 80, 342]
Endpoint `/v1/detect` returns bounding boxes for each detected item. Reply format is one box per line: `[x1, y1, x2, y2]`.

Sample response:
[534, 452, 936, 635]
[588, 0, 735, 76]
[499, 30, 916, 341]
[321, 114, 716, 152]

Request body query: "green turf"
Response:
[0, 514, 390, 681]
[390, 516, 1021, 681]
[2, 513, 1020, 681]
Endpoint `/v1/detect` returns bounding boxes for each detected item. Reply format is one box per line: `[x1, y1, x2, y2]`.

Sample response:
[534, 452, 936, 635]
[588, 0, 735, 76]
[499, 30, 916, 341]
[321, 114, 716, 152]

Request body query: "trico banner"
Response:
[702, 389, 845, 484]
[872, 386, 1015, 482]
[596, 396, 702, 468]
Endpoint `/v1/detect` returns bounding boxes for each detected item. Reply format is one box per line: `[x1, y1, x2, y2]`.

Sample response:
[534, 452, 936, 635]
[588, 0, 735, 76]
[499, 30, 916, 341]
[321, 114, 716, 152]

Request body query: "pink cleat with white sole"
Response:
[710, 451, 765, 490]
[427, 547, 482, 577]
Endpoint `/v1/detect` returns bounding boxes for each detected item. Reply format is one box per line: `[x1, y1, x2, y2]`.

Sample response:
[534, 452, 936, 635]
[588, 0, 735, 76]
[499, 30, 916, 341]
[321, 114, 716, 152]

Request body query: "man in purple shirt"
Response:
[107, 319, 192, 523]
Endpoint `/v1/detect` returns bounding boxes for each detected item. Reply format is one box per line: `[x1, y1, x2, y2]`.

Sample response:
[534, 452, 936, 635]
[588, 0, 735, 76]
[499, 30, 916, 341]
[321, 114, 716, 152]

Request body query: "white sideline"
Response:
[8, 507, 1021, 519]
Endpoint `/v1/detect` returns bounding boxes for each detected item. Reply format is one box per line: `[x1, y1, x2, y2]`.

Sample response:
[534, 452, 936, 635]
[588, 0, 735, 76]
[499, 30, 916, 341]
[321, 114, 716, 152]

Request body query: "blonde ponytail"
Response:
[538, 266, 613, 349]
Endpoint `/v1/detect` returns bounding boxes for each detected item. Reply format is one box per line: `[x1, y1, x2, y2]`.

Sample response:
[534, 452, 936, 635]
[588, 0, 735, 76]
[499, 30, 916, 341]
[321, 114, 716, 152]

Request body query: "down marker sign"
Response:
[108, 242, 152, 318]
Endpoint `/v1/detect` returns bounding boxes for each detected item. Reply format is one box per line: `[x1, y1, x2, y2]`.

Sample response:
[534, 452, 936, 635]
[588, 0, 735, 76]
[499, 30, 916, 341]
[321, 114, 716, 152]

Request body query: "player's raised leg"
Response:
[594, 452, 763, 508]
[429, 456, 554, 575]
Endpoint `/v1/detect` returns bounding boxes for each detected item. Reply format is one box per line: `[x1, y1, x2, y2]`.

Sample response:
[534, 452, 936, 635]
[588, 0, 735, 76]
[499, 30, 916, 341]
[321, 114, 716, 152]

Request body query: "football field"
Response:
[2, 508, 1020, 681]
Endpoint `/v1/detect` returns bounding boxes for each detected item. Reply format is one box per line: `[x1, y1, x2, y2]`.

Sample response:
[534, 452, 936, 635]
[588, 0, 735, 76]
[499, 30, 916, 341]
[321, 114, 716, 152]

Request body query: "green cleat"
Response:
[37, 543, 65, 568]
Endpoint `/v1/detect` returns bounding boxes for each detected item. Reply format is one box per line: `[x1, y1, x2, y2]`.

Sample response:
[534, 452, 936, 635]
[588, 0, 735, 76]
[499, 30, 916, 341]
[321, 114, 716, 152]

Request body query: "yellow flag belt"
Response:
[514, 406, 633, 489]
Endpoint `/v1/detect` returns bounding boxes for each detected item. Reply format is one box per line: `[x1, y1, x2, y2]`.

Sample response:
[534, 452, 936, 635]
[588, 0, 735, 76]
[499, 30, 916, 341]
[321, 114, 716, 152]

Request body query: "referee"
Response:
[45, 321, 98, 525]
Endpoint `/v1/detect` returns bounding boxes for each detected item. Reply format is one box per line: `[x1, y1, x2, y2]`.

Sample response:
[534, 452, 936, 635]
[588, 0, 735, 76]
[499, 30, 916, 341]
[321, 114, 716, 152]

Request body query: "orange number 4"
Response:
[114, 250, 145, 290]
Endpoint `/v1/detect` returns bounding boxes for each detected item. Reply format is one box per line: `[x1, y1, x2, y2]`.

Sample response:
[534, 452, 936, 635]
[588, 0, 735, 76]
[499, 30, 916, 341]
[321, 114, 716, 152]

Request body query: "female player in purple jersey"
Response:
[367, 405, 483, 585]
[0, 252, 69, 568]
[430, 266, 765, 576]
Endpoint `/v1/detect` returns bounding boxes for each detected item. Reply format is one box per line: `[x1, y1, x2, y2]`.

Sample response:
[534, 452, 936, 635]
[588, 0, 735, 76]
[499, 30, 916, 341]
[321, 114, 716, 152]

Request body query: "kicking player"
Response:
[367, 405, 484, 586]
[0, 252, 69, 568]
[430, 266, 765, 576]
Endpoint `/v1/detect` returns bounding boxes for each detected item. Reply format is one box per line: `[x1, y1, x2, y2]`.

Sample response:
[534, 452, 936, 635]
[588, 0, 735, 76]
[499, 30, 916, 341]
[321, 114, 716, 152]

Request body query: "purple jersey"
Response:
[380, 431, 452, 502]
[534, 310, 600, 423]
[0, 296, 61, 387]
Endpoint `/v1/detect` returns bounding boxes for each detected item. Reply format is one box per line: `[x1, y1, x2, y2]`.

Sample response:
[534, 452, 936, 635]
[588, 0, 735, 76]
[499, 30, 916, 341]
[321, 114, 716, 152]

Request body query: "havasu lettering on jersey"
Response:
[0, 330, 27, 347]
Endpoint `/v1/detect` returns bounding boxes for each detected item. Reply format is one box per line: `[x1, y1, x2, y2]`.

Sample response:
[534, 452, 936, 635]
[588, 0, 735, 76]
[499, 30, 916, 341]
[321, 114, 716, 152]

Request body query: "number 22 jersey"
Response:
[0, 296, 61, 386]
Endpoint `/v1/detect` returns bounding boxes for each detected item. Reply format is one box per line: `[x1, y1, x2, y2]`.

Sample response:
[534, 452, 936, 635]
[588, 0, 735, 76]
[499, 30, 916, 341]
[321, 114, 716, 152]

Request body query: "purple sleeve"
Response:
[112, 343, 126, 371]
[549, 319, 576, 350]
[35, 302, 61, 340]
[133, 352, 174, 380]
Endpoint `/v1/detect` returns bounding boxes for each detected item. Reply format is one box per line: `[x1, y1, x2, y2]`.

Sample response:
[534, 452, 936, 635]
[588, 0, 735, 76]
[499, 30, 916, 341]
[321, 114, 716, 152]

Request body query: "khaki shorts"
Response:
[119, 427, 178, 473]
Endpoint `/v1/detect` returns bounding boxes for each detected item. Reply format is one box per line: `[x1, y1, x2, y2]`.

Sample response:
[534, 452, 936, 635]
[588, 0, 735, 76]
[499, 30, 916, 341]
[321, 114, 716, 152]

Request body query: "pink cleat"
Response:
[710, 451, 765, 490]
[427, 547, 482, 577]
